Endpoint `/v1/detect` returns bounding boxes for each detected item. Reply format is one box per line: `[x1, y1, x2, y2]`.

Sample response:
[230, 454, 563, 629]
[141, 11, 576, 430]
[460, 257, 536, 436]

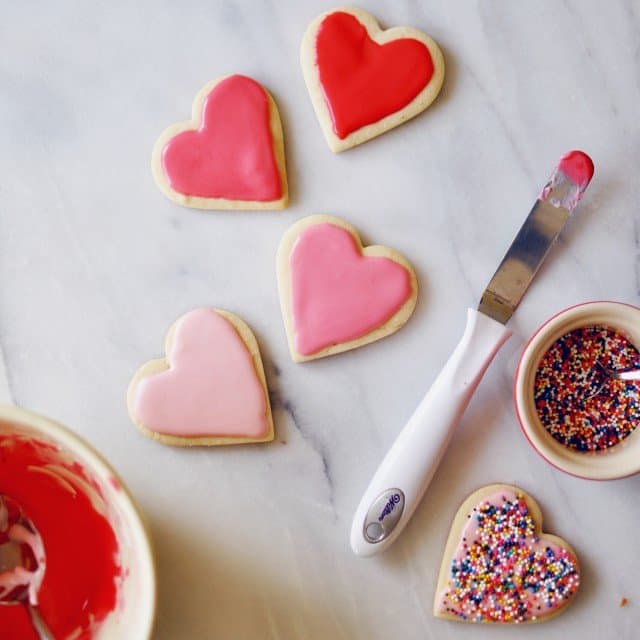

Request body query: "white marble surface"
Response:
[2, 1, 640, 638]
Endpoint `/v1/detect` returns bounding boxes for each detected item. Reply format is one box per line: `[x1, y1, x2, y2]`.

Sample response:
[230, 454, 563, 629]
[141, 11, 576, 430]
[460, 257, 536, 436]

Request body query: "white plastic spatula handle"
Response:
[350, 309, 512, 557]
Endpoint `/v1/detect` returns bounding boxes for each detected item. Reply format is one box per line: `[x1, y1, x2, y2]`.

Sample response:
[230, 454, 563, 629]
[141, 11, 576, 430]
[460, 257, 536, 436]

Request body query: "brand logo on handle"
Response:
[378, 493, 402, 522]
[363, 489, 405, 543]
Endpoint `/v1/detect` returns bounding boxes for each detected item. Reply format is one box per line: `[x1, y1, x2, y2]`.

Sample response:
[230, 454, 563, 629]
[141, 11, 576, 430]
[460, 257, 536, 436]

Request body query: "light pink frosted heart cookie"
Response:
[127, 308, 274, 446]
[434, 485, 580, 624]
[152, 74, 288, 210]
[277, 215, 418, 362]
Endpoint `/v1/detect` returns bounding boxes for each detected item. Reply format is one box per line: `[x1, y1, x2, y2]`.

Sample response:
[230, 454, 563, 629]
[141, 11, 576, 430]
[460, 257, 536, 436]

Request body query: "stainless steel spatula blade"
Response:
[479, 153, 594, 323]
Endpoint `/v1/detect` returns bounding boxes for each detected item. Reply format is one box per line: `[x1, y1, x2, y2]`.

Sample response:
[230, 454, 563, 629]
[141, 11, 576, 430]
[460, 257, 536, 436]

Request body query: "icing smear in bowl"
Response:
[515, 302, 640, 479]
[0, 405, 155, 639]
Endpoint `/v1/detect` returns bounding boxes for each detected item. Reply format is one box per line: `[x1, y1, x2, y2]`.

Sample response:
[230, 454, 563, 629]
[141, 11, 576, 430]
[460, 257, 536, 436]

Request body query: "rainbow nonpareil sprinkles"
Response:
[436, 491, 579, 623]
[534, 326, 640, 452]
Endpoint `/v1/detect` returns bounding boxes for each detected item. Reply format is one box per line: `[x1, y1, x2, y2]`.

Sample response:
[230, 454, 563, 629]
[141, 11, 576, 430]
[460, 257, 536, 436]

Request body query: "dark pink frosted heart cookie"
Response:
[152, 74, 288, 210]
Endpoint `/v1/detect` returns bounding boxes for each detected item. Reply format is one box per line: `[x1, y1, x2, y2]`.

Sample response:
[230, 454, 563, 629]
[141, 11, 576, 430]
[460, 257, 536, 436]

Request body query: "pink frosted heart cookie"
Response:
[277, 215, 418, 362]
[435, 485, 580, 624]
[127, 308, 274, 446]
[152, 74, 288, 210]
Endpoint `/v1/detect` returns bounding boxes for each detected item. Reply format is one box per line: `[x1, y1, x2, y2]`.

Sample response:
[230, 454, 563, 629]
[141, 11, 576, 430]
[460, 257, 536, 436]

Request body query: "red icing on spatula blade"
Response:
[557, 150, 594, 187]
[539, 150, 594, 212]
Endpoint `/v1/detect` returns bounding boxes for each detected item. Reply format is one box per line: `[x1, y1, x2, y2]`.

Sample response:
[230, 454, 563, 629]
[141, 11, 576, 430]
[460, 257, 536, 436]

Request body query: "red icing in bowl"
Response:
[0, 435, 121, 639]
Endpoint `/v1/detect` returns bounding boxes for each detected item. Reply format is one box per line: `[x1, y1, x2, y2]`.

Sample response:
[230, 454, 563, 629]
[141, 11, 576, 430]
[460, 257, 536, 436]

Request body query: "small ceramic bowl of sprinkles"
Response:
[515, 301, 640, 479]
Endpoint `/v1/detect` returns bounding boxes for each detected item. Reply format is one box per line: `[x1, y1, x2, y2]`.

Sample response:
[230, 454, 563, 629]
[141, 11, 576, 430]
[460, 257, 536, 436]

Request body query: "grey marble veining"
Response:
[1, 1, 640, 638]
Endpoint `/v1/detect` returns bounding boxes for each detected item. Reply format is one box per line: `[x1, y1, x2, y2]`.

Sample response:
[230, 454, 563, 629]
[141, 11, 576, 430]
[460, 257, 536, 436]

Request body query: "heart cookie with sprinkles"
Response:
[127, 308, 274, 446]
[434, 485, 580, 624]
[152, 74, 288, 210]
[300, 7, 445, 152]
[277, 215, 417, 362]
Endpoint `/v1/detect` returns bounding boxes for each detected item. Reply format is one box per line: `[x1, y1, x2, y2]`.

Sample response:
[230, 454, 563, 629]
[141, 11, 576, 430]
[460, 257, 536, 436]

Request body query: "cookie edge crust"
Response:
[276, 214, 418, 363]
[433, 483, 580, 624]
[127, 308, 275, 446]
[300, 6, 446, 153]
[151, 75, 288, 210]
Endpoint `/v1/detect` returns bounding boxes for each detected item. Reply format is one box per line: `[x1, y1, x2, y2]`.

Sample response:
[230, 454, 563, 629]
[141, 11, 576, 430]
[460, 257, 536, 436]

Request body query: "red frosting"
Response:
[0, 435, 121, 639]
[161, 74, 282, 201]
[315, 11, 435, 139]
[557, 150, 594, 186]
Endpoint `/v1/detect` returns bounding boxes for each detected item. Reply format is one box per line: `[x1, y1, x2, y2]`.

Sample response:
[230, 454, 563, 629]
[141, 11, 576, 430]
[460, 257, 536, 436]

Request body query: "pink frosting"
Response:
[289, 222, 412, 355]
[435, 490, 580, 622]
[161, 74, 282, 201]
[133, 309, 269, 438]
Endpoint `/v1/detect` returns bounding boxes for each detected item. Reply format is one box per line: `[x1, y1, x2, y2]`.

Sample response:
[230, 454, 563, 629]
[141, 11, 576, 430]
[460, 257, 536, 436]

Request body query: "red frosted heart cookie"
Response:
[435, 485, 580, 624]
[301, 8, 445, 152]
[277, 215, 418, 362]
[152, 74, 288, 210]
[127, 308, 274, 446]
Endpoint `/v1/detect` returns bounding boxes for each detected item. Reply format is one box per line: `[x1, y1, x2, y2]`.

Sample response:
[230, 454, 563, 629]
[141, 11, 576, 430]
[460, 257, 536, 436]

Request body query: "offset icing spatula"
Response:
[351, 151, 594, 556]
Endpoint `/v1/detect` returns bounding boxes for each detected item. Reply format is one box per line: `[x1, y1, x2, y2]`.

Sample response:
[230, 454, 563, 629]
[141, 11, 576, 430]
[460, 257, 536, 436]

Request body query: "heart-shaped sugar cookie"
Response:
[152, 74, 288, 210]
[277, 215, 417, 362]
[435, 485, 580, 624]
[301, 8, 445, 152]
[127, 308, 274, 446]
